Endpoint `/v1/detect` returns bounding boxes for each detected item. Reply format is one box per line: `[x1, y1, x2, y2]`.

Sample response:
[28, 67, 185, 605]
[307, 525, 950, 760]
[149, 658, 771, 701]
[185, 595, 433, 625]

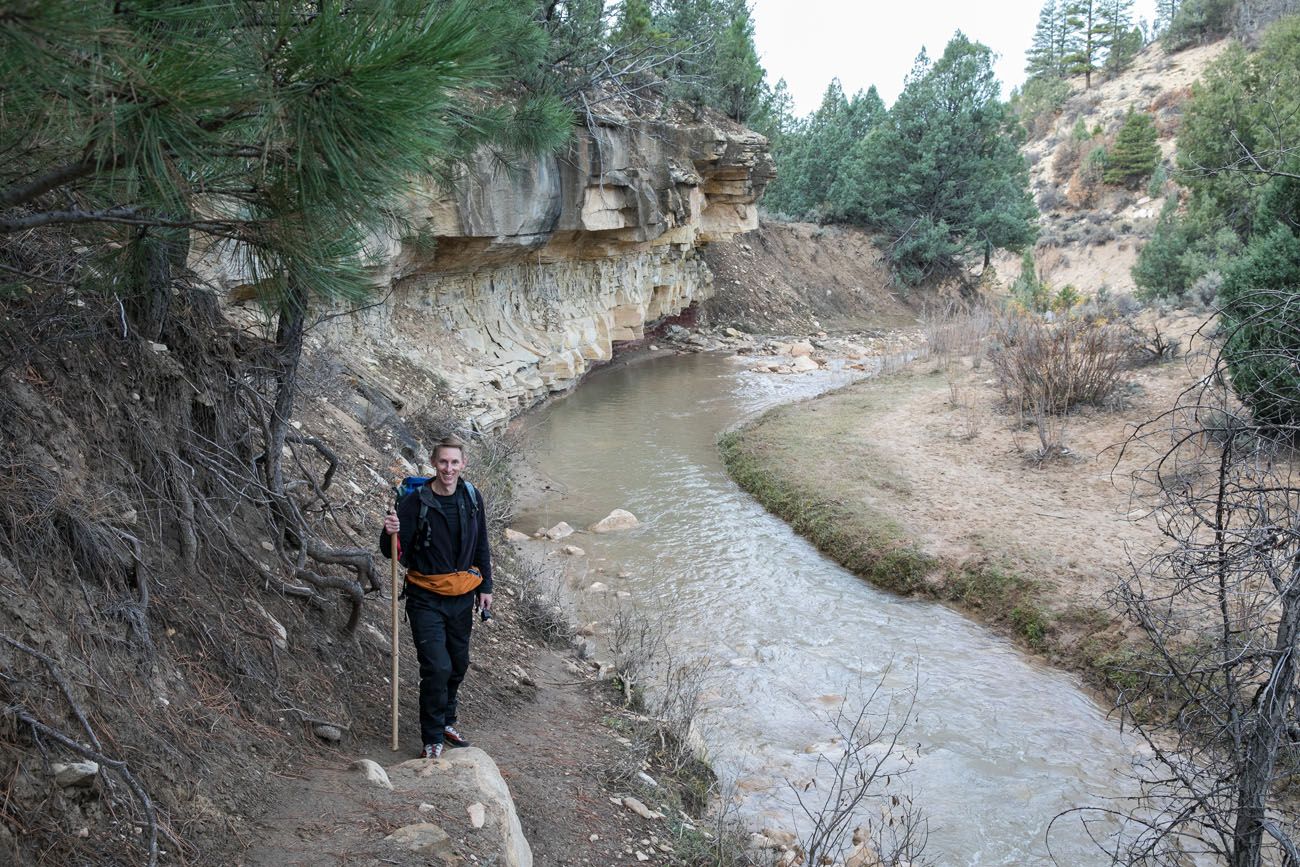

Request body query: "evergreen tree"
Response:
[711, 0, 766, 121]
[613, 0, 656, 45]
[1153, 0, 1181, 35]
[752, 77, 796, 143]
[1162, 0, 1235, 49]
[1133, 16, 1300, 422]
[831, 34, 1038, 283]
[1220, 228, 1300, 427]
[1104, 107, 1160, 186]
[766, 80, 845, 217]
[653, 0, 769, 124]
[1062, 0, 1102, 88]
[1026, 0, 1067, 79]
[0, 0, 573, 590]
[1097, 0, 1140, 74]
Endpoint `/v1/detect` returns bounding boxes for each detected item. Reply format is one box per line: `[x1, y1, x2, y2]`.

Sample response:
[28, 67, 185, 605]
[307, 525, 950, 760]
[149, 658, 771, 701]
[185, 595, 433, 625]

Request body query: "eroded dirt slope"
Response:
[701, 221, 919, 334]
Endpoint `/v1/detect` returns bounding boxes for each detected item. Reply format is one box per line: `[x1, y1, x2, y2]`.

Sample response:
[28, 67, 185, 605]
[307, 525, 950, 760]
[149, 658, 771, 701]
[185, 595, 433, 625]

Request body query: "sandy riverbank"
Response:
[720, 313, 1207, 687]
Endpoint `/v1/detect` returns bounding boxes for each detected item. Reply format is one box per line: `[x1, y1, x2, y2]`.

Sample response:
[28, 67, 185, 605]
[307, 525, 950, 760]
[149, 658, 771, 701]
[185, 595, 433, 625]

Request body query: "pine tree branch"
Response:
[0, 157, 117, 209]
[0, 207, 245, 238]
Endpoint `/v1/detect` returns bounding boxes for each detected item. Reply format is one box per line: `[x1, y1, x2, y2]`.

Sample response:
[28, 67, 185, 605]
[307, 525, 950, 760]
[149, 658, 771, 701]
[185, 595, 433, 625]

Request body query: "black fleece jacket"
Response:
[379, 479, 492, 595]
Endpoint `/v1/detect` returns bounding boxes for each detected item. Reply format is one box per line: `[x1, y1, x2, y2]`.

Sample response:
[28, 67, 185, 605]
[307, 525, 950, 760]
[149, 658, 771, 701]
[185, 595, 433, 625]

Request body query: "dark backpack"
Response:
[393, 476, 481, 559]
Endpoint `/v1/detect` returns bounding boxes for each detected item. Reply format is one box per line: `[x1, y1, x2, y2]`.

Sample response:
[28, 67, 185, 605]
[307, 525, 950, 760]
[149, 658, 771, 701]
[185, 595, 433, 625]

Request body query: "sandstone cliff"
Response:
[230, 113, 773, 429]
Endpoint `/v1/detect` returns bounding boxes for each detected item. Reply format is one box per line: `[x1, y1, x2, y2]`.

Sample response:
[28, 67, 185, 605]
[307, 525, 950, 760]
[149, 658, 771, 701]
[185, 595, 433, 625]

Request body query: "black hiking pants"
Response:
[406, 588, 474, 747]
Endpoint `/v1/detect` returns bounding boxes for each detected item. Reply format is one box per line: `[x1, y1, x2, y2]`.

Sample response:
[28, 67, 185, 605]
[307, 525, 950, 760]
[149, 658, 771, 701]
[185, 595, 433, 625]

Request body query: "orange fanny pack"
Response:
[406, 567, 482, 596]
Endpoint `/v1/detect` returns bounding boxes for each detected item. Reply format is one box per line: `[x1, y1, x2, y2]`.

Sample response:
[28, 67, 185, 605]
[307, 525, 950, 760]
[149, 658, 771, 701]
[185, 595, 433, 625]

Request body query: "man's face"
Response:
[433, 447, 465, 489]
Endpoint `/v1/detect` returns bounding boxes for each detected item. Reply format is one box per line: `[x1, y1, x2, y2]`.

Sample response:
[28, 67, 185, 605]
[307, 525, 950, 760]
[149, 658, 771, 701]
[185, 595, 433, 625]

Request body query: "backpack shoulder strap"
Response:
[463, 479, 480, 513]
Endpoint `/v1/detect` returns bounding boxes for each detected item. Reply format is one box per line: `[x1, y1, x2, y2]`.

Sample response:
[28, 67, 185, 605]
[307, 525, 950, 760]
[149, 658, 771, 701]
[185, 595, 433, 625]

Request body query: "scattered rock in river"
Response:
[589, 509, 639, 533]
[504, 528, 531, 543]
[790, 355, 820, 373]
[761, 827, 797, 848]
[562, 544, 586, 556]
[544, 522, 575, 540]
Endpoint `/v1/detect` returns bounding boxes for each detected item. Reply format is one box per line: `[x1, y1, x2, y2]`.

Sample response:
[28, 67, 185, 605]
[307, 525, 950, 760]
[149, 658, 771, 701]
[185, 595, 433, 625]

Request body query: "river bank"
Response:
[718, 312, 1206, 692]
[508, 343, 1141, 865]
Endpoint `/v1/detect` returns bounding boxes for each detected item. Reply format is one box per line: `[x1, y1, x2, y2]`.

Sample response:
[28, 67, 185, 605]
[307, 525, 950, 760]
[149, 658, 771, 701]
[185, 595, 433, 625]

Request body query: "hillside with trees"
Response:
[761, 33, 1039, 287]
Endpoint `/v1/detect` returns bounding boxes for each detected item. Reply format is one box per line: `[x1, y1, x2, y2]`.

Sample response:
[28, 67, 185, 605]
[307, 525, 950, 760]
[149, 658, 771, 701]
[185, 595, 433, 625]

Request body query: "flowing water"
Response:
[516, 350, 1136, 865]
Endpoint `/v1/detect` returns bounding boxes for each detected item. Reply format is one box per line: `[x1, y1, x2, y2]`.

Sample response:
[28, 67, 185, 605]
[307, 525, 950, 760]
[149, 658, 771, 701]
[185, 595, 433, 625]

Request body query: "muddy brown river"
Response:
[516, 349, 1136, 865]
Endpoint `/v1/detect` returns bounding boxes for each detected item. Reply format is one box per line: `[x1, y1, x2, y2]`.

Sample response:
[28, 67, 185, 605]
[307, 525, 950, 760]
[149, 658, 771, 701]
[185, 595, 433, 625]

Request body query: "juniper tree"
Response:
[1104, 107, 1160, 187]
[764, 81, 885, 220]
[831, 34, 1037, 284]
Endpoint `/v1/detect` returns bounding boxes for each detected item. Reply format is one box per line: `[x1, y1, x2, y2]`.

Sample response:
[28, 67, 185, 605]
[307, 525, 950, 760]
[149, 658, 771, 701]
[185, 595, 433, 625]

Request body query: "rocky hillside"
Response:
[700, 222, 919, 334]
[998, 39, 1228, 297]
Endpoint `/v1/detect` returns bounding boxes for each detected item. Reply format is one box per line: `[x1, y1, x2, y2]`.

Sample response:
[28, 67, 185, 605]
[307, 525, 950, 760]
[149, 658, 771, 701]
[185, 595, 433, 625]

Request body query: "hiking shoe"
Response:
[443, 725, 471, 748]
[419, 743, 444, 760]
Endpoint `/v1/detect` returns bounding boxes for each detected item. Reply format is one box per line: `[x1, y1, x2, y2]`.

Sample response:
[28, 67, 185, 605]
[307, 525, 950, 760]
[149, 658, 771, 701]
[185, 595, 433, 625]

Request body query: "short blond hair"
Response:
[431, 435, 466, 462]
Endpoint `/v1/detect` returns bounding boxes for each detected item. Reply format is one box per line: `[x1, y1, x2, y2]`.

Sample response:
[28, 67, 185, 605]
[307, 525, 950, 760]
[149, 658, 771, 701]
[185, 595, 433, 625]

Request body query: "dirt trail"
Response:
[241, 601, 658, 866]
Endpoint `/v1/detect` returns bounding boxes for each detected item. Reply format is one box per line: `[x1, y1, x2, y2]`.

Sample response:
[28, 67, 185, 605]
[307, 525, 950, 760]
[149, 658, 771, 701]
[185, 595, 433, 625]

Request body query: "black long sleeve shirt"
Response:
[379, 479, 492, 595]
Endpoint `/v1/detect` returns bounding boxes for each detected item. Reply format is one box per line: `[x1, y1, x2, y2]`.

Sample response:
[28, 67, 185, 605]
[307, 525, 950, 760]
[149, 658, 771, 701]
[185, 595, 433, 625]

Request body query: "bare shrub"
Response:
[607, 603, 668, 708]
[921, 304, 995, 362]
[1188, 270, 1224, 309]
[1079, 355, 1300, 863]
[989, 315, 1128, 414]
[512, 556, 574, 644]
[1123, 321, 1182, 366]
[1053, 140, 1084, 184]
[1037, 185, 1065, 212]
[792, 675, 932, 867]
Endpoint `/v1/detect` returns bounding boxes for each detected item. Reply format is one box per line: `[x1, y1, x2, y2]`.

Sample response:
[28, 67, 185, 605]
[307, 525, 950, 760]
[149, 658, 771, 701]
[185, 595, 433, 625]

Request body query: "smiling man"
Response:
[381, 435, 493, 760]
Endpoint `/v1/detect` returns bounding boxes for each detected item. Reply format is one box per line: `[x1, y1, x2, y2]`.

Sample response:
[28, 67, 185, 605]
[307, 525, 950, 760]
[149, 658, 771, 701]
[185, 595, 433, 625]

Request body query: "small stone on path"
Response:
[349, 759, 393, 790]
[386, 822, 454, 858]
[622, 796, 664, 820]
[311, 723, 343, 742]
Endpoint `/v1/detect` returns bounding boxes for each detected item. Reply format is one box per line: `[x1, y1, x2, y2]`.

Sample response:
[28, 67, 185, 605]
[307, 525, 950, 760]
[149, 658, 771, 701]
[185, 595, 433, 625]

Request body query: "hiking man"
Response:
[381, 435, 493, 760]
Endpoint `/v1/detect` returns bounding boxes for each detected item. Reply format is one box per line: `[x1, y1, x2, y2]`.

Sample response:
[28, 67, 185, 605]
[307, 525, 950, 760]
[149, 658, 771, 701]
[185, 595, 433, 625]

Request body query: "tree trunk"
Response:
[127, 227, 189, 341]
[1229, 553, 1300, 867]
[265, 280, 306, 532]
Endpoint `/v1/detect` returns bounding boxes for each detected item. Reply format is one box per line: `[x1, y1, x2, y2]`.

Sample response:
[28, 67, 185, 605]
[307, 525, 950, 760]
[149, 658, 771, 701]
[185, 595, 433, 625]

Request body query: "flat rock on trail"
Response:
[244, 648, 642, 865]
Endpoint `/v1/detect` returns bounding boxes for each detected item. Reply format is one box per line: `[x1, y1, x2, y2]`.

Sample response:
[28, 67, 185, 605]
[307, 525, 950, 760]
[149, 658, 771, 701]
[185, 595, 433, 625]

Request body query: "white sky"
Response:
[751, 0, 1159, 115]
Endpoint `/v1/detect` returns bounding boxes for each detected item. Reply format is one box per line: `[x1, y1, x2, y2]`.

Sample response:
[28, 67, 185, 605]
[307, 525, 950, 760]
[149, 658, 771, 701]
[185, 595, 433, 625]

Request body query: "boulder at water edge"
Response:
[543, 521, 575, 540]
[588, 509, 639, 533]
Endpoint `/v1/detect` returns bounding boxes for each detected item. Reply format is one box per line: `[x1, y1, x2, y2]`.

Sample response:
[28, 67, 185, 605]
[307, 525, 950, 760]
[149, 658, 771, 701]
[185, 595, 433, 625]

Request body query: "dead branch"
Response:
[285, 432, 338, 491]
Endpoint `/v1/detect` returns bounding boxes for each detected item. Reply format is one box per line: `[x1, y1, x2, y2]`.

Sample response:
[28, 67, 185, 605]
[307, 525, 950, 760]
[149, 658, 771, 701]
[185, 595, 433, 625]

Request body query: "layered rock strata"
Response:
[317, 112, 771, 429]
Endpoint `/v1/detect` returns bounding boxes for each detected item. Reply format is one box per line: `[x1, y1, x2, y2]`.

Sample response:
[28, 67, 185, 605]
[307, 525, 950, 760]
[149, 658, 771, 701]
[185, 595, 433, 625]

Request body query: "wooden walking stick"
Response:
[390, 520, 400, 752]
